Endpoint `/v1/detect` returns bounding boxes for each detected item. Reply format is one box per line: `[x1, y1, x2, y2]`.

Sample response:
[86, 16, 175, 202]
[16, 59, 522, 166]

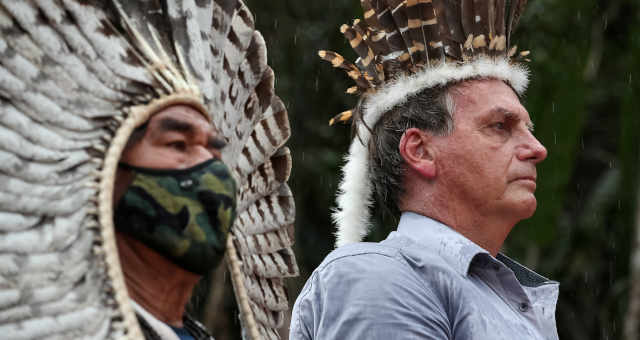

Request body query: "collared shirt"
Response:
[131, 300, 214, 340]
[290, 212, 559, 340]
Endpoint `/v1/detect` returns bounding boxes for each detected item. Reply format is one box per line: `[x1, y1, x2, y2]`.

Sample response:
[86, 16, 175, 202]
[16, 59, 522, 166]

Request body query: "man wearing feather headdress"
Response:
[0, 1, 296, 340]
[290, 1, 559, 339]
[112, 104, 234, 339]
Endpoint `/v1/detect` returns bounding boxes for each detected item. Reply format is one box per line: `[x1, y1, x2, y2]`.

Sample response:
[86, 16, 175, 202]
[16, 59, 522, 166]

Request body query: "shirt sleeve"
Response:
[289, 251, 451, 340]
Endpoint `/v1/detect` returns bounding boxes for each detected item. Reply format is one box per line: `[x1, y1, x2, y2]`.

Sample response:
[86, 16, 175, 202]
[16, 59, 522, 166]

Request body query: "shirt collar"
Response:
[396, 212, 489, 276]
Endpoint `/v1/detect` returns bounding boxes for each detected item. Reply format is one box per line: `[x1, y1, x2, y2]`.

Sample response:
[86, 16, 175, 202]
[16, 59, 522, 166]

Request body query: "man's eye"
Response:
[493, 122, 506, 130]
[168, 141, 187, 151]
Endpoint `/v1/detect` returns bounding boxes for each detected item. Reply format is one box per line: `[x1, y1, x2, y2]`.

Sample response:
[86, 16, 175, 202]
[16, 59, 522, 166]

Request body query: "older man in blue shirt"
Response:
[291, 1, 558, 338]
[290, 79, 558, 339]
[291, 20, 558, 337]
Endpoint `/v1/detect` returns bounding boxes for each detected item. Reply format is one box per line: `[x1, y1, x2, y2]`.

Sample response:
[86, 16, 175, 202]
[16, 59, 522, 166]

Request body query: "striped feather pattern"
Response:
[0, 1, 296, 339]
[322, 0, 530, 124]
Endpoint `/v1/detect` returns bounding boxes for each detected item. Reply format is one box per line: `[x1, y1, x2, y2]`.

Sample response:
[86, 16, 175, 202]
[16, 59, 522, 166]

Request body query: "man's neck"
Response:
[116, 232, 200, 327]
[402, 193, 517, 256]
[405, 208, 513, 256]
[443, 213, 513, 256]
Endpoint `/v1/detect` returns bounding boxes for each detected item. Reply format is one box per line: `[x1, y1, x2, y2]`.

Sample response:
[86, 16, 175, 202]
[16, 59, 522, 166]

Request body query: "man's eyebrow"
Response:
[493, 108, 534, 132]
[158, 117, 194, 134]
[156, 116, 226, 148]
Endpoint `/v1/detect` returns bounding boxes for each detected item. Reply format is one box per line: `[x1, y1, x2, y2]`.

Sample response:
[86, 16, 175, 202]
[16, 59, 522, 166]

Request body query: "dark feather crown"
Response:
[321, 0, 531, 125]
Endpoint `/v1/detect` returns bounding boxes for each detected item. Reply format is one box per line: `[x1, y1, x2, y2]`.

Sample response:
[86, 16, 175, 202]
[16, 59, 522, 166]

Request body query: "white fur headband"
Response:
[332, 57, 529, 247]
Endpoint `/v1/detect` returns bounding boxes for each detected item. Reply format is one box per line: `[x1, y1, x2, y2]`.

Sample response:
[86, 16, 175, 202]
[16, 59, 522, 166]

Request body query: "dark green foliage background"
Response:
[216, 1, 640, 338]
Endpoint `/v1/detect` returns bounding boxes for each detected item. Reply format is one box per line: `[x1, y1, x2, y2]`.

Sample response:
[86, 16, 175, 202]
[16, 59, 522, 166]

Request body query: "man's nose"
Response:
[517, 131, 547, 164]
[188, 146, 216, 167]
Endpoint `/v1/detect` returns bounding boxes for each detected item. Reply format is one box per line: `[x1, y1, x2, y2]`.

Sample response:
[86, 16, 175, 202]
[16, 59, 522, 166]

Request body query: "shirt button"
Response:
[518, 302, 530, 312]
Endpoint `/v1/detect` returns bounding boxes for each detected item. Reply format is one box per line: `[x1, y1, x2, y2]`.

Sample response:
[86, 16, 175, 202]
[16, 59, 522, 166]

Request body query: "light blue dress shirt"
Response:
[290, 212, 559, 339]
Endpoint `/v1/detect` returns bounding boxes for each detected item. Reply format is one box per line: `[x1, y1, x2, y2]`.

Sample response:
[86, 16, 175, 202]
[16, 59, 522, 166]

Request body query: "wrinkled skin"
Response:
[433, 79, 547, 222]
[400, 79, 547, 255]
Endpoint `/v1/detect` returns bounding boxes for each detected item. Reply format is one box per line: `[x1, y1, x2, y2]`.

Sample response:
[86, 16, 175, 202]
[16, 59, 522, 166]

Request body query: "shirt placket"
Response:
[493, 260, 549, 339]
[474, 258, 543, 339]
[522, 283, 560, 339]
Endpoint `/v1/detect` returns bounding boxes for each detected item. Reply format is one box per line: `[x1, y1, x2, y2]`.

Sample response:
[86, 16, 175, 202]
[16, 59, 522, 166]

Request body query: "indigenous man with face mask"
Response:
[0, 1, 296, 340]
[112, 104, 237, 339]
[290, 1, 558, 339]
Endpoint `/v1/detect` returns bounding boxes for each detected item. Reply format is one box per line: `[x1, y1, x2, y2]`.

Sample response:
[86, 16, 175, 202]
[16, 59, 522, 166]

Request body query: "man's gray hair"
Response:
[367, 85, 455, 217]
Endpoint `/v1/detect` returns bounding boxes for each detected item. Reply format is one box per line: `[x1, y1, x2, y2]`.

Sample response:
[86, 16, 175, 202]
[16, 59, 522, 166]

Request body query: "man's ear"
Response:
[399, 128, 436, 179]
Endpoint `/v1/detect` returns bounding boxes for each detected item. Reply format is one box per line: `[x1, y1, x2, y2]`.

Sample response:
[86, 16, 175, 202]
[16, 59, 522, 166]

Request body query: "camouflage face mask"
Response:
[114, 159, 237, 275]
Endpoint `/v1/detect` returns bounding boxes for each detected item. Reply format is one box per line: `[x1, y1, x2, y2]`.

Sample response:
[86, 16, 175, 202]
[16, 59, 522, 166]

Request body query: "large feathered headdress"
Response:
[0, 1, 296, 339]
[323, 0, 531, 247]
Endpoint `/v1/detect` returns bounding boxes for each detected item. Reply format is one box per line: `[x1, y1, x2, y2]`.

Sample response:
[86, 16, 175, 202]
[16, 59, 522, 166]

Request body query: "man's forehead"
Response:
[147, 104, 218, 134]
[450, 78, 520, 101]
[449, 79, 528, 118]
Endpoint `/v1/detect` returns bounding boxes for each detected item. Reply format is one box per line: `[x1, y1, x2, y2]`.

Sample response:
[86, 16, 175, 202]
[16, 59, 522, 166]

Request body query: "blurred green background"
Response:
[198, 1, 640, 339]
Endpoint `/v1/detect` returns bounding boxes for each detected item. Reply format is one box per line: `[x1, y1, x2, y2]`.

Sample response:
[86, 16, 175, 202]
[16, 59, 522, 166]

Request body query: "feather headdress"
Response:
[0, 1, 296, 339]
[323, 0, 531, 247]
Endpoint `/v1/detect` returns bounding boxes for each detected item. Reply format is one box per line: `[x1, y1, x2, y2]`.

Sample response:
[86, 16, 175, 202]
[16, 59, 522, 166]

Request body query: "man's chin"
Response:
[501, 192, 537, 220]
[516, 195, 537, 219]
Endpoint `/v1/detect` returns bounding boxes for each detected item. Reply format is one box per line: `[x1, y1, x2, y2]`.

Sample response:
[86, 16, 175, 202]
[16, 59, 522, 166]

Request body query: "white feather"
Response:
[333, 134, 373, 248]
[363, 57, 529, 124]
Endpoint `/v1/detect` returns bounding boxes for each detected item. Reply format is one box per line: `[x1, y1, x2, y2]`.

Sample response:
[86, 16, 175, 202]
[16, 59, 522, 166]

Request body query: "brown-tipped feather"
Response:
[360, 0, 382, 30]
[460, 0, 475, 38]
[365, 0, 407, 57]
[367, 28, 393, 58]
[405, 0, 428, 65]
[491, 0, 507, 54]
[418, 0, 441, 63]
[342, 23, 381, 83]
[506, 0, 528, 48]
[494, 0, 506, 37]
[470, 0, 490, 53]
[329, 110, 353, 125]
[386, 0, 420, 65]
[437, 0, 465, 59]
[350, 71, 374, 89]
[346, 86, 359, 95]
[341, 24, 370, 65]
[318, 50, 358, 72]
[428, 0, 452, 61]
[510, 0, 528, 31]
[318, 50, 372, 89]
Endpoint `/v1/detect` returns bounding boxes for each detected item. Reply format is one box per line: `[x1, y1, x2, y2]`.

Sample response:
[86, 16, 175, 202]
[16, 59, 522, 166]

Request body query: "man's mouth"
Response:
[511, 176, 537, 189]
